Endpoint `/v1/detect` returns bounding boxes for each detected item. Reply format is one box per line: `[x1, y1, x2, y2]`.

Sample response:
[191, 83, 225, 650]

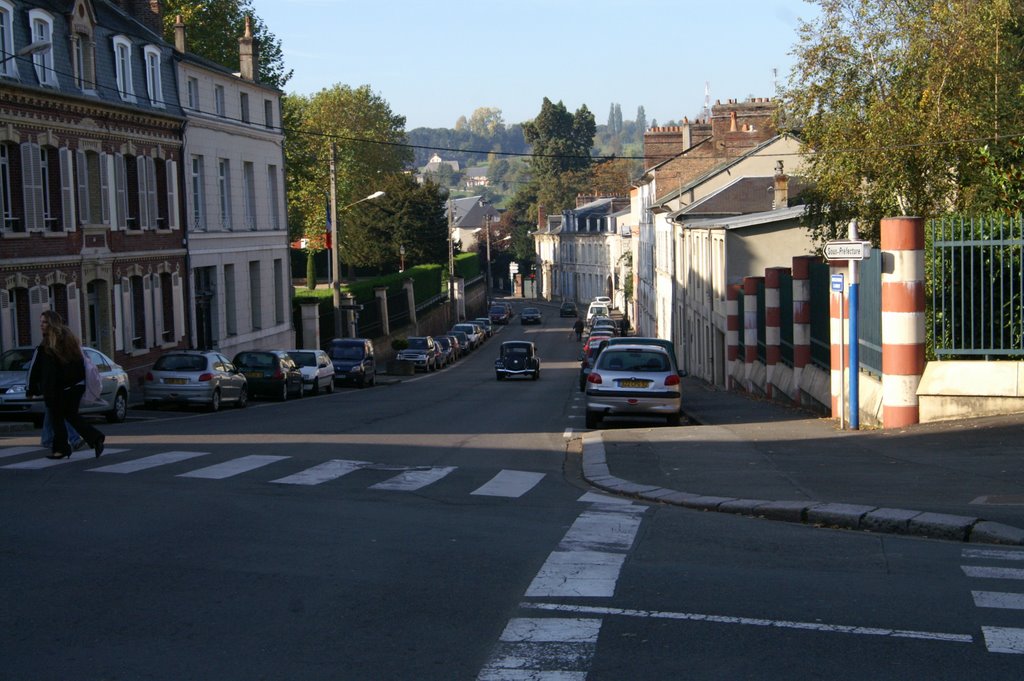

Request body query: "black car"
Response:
[495, 341, 540, 380]
[520, 307, 543, 325]
[559, 302, 578, 317]
[328, 338, 376, 388]
[232, 350, 304, 400]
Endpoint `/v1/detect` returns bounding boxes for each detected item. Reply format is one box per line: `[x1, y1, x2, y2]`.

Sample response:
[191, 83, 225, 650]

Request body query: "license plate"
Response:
[245, 372, 263, 379]
[619, 379, 649, 388]
[165, 378, 187, 385]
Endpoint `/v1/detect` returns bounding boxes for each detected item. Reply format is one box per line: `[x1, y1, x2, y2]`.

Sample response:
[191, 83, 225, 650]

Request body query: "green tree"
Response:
[521, 97, 596, 211]
[781, 0, 1024, 242]
[468, 107, 505, 136]
[162, 0, 292, 89]
[283, 85, 412, 274]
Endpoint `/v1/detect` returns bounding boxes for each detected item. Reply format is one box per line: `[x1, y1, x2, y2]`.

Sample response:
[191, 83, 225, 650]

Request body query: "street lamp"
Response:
[399, 244, 406, 273]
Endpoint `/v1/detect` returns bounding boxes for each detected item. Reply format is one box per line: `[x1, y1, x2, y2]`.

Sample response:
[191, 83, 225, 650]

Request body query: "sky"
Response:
[253, 0, 819, 131]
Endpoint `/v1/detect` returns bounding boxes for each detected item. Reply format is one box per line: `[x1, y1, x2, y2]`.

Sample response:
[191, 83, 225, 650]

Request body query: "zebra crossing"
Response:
[0, 444, 563, 500]
[961, 547, 1024, 654]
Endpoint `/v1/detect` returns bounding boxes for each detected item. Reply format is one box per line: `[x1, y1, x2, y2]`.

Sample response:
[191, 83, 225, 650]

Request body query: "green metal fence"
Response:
[857, 248, 882, 375]
[930, 215, 1024, 358]
[809, 261, 832, 369]
[780, 270, 794, 366]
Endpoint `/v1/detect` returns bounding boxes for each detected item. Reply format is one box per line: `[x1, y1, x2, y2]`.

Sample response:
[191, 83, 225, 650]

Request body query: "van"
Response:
[586, 303, 609, 324]
[327, 338, 376, 388]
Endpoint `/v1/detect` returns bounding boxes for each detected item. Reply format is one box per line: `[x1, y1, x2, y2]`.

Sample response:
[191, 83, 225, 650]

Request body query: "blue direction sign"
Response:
[831, 273, 845, 292]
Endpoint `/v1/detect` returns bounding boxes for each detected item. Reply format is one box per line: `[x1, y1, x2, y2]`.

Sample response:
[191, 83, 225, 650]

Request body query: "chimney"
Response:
[239, 15, 258, 81]
[131, 0, 162, 36]
[174, 15, 186, 53]
[729, 111, 737, 132]
[773, 160, 789, 209]
[537, 205, 547, 230]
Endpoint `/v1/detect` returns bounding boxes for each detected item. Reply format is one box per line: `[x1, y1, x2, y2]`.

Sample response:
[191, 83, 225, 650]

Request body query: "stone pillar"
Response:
[403, 279, 417, 333]
[542, 262, 553, 301]
[299, 303, 320, 349]
[455, 277, 466, 321]
[726, 284, 741, 390]
[743, 276, 763, 391]
[764, 267, 787, 399]
[829, 259, 849, 418]
[791, 256, 816, 404]
[881, 216, 926, 428]
[341, 293, 357, 338]
[374, 286, 389, 338]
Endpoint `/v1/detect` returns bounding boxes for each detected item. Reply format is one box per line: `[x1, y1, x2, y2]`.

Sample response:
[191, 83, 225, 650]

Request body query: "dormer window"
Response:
[0, 1, 16, 78]
[112, 35, 135, 102]
[72, 32, 96, 91]
[27, 9, 57, 86]
[144, 45, 163, 107]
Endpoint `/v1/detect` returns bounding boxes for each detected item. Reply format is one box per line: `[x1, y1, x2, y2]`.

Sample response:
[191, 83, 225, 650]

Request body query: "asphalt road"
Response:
[2, 312, 1022, 679]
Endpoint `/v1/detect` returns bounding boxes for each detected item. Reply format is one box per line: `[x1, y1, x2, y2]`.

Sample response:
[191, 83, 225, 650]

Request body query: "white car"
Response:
[286, 350, 335, 394]
[452, 323, 482, 350]
[592, 296, 612, 306]
[586, 303, 610, 324]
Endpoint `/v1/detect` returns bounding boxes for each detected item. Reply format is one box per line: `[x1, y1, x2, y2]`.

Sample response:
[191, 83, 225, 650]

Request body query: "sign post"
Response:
[825, 232, 871, 430]
[831, 273, 845, 430]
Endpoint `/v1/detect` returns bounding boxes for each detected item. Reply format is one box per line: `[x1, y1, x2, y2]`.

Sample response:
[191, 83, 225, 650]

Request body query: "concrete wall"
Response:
[918, 361, 1024, 423]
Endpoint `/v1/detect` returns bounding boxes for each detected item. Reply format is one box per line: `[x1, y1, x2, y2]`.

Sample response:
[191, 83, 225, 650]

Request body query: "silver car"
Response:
[584, 344, 682, 429]
[0, 346, 130, 425]
[143, 351, 247, 412]
[286, 349, 335, 394]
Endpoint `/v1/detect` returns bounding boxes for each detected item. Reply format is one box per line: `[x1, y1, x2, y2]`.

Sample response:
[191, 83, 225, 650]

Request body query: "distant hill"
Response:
[405, 125, 529, 169]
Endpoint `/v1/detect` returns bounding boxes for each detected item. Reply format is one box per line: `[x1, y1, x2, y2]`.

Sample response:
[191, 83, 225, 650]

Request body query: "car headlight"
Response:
[349, 366, 362, 374]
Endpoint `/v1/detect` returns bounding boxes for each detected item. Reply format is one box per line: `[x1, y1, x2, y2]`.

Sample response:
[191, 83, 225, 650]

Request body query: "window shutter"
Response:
[0, 289, 13, 352]
[114, 153, 127, 229]
[146, 156, 158, 229]
[20, 142, 43, 231]
[59, 148, 78, 230]
[100, 153, 110, 224]
[120, 277, 132, 350]
[142, 274, 154, 347]
[136, 155, 149, 229]
[172, 271, 184, 343]
[28, 285, 49, 345]
[166, 159, 179, 230]
[66, 282, 82, 339]
[151, 274, 163, 344]
[75, 150, 90, 226]
[112, 280, 123, 351]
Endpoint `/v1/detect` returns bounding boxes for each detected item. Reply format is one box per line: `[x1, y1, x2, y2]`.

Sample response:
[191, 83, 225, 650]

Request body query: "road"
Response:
[2, 311, 1022, 679]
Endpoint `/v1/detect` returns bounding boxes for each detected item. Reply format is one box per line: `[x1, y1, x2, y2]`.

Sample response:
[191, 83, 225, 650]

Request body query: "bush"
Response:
[391, 338, 409, 352]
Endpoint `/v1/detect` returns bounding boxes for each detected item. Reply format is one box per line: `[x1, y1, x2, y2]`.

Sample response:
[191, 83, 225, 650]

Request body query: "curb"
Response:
[580, 433, 1024, 546]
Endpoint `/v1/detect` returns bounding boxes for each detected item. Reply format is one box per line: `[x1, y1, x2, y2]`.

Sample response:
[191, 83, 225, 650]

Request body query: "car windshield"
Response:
[436, 338, 451, 349]
[489, 306, 506, 315]
[0, 348, 34, 371]
[153, 354, 207, 372]
[523, 308, 539, 315]
[454, 325, 474, 334]
[330, 346, 363, 360]
[598, 350, 669, 372]
[235, 352, 275, 368]
[289, 351, 316, 367]
[407, 338, 429, 349]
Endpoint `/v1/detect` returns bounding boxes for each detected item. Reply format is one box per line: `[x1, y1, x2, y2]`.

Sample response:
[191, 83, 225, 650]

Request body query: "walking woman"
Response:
[26, 311, 105, 460]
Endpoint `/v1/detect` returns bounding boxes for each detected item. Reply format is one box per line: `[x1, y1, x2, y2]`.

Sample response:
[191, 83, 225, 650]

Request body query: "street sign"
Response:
[824, 240, 872, 261]
[831, 273, 844, 292]
[509, 263, 520, 274]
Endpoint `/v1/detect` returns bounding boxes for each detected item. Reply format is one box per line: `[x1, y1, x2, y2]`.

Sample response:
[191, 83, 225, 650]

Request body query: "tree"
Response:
[521, 98, 597, 211]
[162, 0, 292, 89]
[468, 107, 505, 136]
[781, 0, 1024, 242]
[635, 106, 647, 138]
[283, 85, 412, 273]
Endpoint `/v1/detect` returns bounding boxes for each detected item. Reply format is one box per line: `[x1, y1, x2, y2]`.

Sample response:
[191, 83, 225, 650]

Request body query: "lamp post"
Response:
[399, 244, 406, 273]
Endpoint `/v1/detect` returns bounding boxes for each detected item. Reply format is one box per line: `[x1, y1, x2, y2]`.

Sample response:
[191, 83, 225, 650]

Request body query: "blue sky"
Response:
[254, 0, 817, 131]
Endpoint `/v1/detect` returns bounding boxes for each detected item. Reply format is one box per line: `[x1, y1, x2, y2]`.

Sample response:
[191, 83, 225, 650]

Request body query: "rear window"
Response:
[154, 354, 207, 372]
[289, 351, 316, 367]
[598, 350, 669, 372]
[407, 338, 429, 349]
[234, 352, 275, 368]
[330, 346, 363, 360]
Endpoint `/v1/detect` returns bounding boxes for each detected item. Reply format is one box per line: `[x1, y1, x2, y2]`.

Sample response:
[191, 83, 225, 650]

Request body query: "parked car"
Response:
[578, 338, 611, 392]
[452, 323, 482, 350]
[232, 350, 304, 401]
[328, 338, 376, 388]
[590, 317, 618, 334]
[396, 336, 442, 372]
[559, 302, 578, 317]
[489, 304, 512, 325]
[495, 340, 540, 380]
[447, 330, 472, 355]
[286, 349, 335, 394]
[582, 330, 615, 355]
[585, 344, 682, 429]
[592, 296, 612, 306]
[472, 317, 495, 337]
[586, 303, 610, 324]
[434, 336, 457, 366]
[0, 346, 131, 424]
[604, 337, 681, 375]
[143, 350, 247, 412]
[520, 307, 543, 325]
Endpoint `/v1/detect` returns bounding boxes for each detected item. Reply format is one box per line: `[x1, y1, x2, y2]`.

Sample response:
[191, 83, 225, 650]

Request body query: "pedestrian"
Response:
[41, 408, 86, 452]
[619, 316, 630, 337]
[26, 310, 105, 460]
[572, 318, 585, 341]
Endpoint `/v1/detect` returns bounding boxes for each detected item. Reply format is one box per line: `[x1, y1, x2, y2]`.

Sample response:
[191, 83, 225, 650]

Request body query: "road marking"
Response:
[370, 466, 456, 491]
[271, 459, 370, 485]
[563, 428, 573, 439]
[5, 448, 129, 469]
[0, 446, 43, 459]
[477, 617, 600, 681]
[89, 451, 207, 473]
[558, 507, 646, 553]
[526, 550, 628, 598]
[521, 603, 974, 644]
[963, 548, 1024, 562]
[972, 591, 1024, 610]
[577, 492, 633, 506]
[981, 626, 1024, 654]
[471, 470, 545, 498]
[178, 454, 289, 480]
[962, 565, 1024, 580]
[499, 617, 602, 643]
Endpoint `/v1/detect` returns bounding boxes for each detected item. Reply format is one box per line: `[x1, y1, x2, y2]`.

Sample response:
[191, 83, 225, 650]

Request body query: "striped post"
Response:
[881, 217, 926, 428]
[764, 268, 787, 398]
[743, 276, 763, 391]
[726, 284, 741, 389]
[829, 260, 848, 418]
[791, 256, 815, 404]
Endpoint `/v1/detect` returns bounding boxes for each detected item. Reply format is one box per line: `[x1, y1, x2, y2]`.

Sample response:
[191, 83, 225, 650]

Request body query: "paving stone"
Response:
[861, 508, 921, 534]
[907, 512, 977, 542]
[754, 501, 814, 523]
[807, 503, 878, 530]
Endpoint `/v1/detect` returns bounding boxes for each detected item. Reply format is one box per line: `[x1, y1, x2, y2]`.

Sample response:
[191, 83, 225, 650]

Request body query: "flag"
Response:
[324, 197, 332, 249]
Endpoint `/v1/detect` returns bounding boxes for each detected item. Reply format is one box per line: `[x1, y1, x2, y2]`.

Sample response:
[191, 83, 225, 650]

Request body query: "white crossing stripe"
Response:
[962, 565, 1024, 580]
[371, 466, 456, 491]
[90, 451, 207, 473]
[963, 548, 1024, 562]
[178, 455, 289, 480]
[982, 626, 1024, 654]
[471, 470, 545, 498]
[271, 459, 369, 485]
[558, 507, 646, 553]
[0, 446, 43, 459]
[499, 617, 602, 644]
[5, 448, 129, 469]
[477, 618, 601, 681]
[526, 550, 628, 598]
[577, 492, 633, 505]
[972, 591, 1024, 610]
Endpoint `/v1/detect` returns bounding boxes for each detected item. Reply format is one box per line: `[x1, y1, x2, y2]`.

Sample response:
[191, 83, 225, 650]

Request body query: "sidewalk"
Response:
[582, 377, 1024, 545]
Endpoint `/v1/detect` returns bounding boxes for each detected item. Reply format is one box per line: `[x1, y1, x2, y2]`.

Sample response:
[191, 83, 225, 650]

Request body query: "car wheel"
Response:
[326, 378, 335, 394]
[209, 389, 222, 412]
[279, 382, 288, 401]
[311, 379, 319, 396]
[236, 386, 248, 409]
[585, 410, 600, 429]
[106, 389, 128, 423]
[144, 400, 158, 410]
[532, 370, 539, 381]
[496, 372, 503, 381]
[368, 372, 376, 387]
[666, 412, 681, 427]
